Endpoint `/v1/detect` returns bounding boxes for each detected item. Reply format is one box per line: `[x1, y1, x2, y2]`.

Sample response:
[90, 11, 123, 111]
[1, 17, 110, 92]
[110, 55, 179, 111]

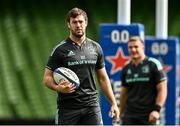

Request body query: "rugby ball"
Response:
[53, 67, 80, 88]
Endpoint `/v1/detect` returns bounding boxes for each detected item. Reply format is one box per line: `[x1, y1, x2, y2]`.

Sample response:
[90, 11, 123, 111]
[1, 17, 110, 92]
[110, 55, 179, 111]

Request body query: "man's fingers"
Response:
[109, 111, 115, 118]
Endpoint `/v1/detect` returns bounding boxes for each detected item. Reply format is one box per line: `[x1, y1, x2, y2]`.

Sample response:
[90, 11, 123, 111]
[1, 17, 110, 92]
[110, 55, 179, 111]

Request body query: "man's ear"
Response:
[67, 22, 70, 29]
[143, 44, 145, 51]
[85, 20, 88, 27]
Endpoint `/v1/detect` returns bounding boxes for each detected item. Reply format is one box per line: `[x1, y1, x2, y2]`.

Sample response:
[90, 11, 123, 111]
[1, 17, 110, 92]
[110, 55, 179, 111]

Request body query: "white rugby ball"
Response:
[53, 67, 80, 88]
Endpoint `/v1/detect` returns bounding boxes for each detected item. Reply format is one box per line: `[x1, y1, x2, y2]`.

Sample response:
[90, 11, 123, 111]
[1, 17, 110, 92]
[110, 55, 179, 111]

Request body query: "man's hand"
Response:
[55, 80, 76, 93]
[149, 111, 160, 124]
[109, 104, 120, 122]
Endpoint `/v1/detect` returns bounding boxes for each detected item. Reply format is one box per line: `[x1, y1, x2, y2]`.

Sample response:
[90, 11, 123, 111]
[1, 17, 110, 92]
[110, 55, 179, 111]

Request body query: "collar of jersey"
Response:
[66, 37, 87, 46]
[131, 56, 148, 66]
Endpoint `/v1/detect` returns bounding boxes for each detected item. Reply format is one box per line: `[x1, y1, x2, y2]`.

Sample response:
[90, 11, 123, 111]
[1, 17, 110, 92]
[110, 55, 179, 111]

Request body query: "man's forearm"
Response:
[119, 87, 127, 118]
[156, 80, 167, 107]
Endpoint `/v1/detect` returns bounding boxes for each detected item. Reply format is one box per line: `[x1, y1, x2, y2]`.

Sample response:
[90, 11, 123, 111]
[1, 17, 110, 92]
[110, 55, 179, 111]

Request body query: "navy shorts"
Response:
[55, 106, 103, 125]
[121, 116, 154, 125]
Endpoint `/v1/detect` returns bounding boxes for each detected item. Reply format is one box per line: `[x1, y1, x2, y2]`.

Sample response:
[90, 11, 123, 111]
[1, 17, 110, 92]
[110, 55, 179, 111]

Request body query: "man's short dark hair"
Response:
[66, 7, 88, 23]
[129, 36, 144, 44]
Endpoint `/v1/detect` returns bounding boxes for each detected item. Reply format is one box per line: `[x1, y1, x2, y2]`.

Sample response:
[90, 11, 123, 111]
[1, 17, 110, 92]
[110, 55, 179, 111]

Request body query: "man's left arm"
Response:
[156, 79, 167, 107]
[149, 79, 167, 123]
[96, 67, 120, 121]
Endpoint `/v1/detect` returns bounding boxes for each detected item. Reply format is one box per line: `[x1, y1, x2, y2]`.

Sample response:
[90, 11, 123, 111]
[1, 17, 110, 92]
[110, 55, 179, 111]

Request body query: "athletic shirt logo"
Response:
[142, 65, 149, 73]
[67, 50, 75, 57]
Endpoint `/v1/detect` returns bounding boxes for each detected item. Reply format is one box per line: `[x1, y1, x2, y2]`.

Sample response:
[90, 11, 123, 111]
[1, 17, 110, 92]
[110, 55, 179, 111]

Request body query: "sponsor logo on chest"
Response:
[125, 65, 150, 83]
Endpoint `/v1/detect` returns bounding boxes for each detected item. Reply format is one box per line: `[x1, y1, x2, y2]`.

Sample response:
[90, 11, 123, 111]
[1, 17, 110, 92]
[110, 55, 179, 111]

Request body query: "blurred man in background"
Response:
[119, 36, 167, 125]
[43, 7, 119, 125]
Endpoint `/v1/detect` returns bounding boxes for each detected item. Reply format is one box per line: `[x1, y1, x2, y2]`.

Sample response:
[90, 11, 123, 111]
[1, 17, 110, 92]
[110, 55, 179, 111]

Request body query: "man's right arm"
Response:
[119, 86, 128, 119]
[43, 68, 76, 93]
[43, 68, 59, 91]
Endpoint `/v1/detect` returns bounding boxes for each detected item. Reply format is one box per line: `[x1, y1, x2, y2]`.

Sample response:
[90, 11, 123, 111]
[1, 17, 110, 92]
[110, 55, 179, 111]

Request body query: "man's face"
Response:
[67, 15, 87, 38]
[128, 39, 144, 60]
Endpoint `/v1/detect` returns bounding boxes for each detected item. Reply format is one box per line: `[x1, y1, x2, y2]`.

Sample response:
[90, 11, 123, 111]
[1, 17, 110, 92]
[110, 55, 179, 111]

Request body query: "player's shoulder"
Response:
[147, 57, 163, 70]
[122, 60, 131, 70]
[86, 37, 96, 43]
[54, 40, 67, 49]
[86, 38, 100, 46]
[50, 40, 67, 56]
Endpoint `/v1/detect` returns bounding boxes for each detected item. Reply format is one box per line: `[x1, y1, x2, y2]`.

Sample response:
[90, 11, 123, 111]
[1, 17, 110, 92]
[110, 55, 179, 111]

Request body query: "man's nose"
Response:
[76, 22, 81, 26]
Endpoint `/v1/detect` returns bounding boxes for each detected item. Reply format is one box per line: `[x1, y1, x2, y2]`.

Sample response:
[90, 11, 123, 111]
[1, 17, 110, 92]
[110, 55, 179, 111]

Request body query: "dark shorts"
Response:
[121, 116, 153, 125]
[55, 106, 103, 125]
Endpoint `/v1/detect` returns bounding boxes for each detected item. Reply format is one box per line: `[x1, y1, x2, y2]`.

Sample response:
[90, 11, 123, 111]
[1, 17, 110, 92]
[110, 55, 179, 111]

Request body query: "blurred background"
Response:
[0, 0, 179, 124]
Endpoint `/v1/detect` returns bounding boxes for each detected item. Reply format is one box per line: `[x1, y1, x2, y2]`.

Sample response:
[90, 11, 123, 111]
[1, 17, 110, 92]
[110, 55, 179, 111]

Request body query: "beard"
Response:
[71, 30, 84, 38]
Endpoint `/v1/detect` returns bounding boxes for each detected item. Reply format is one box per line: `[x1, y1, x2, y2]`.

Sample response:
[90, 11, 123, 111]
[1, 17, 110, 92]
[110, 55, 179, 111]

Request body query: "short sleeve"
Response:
[149, 57, 167, 85]
[95, 44, 105, 69]
[46, 47, 62, 71]
[121, 67, 129, 87]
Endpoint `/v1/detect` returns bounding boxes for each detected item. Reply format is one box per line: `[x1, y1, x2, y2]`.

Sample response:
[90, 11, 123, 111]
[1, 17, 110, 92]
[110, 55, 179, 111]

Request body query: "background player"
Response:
[119, 36, 167, 125]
